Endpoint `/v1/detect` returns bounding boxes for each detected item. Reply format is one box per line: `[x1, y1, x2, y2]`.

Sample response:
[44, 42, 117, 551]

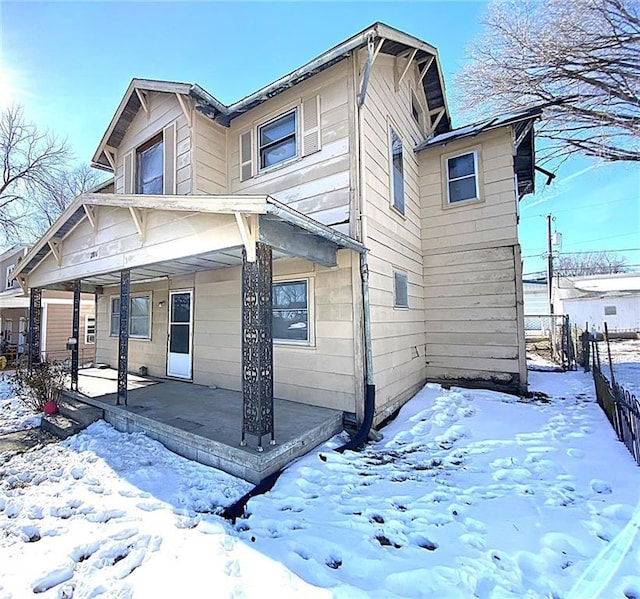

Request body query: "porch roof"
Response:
[14, 194, 366, 291]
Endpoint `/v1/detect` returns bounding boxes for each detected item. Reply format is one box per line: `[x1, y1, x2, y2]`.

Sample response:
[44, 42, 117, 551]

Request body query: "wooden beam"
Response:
[128, 207, 147, 243]
[395, 48, 418, 92]
[135, 88, 149, 113]
[83, 204, 98, 232]
[430, 108, 446, 133]
[235, 213, 257, 262]
[418, 56, 435, 85]
[176, 94, 192, 128]
[258, 218, 337, 268]
[514, 122, 534, 149]
[48, 238, 62, 266]
[103, 148, 115, 170]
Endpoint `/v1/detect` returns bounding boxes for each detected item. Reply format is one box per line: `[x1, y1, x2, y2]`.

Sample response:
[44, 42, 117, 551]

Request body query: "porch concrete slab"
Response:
[66, 368, 343, 483]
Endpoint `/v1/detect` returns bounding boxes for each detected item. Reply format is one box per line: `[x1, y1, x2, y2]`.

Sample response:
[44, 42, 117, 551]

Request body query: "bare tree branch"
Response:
[454, 0, 640, 163]
[556, 251, 628, 276]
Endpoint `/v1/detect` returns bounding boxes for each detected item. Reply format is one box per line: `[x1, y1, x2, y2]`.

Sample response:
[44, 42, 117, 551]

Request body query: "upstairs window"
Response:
[604, 305, 617, 316]
[136, 133, 163, 194]
[390, 126, 405, 214]
[447, 152, 479, 204]
[272, 280, 309, 343]
[259, 110, 297, 170]
[5, 264, 15, 290]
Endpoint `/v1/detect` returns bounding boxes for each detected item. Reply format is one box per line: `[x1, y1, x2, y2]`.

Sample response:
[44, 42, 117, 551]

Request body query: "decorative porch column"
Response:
[71, 279, 81, 391]
[117, 269, 130, 406]
[241, 243, 274, 451]
[28, 287, 42, 371]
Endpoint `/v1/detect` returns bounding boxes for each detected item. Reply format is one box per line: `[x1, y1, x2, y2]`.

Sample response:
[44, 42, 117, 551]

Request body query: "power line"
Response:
[519, 196, 632, 219]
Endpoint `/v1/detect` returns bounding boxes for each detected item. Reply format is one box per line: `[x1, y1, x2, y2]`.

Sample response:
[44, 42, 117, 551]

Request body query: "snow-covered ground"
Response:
[596, 339, 640, 396]
[1, 369, 639, 598]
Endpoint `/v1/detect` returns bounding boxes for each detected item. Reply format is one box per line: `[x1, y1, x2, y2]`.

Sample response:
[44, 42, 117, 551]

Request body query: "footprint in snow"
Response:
[591, 479, 612, 494]
[32, 560, 75, 594]
[567, 448, 585, 458]
[136, 501, 166, 512]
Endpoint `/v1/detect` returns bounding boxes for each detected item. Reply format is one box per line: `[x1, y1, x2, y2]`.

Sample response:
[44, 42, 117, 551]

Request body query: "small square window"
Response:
[272, 280, 309, 343]
[390, 126, 405, 214]
[259, 110, 297, 170]
[394, 271, 408, 308]
[136, 134, 163, 194]
[604, 305, 617, 316]
[447, 152, 479, 204]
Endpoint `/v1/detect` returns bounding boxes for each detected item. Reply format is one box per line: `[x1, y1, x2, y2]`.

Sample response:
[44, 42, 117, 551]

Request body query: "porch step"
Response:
[40, 396, 104, 441]
[41, 414, 82, 440]
[58, 397, 103, 427]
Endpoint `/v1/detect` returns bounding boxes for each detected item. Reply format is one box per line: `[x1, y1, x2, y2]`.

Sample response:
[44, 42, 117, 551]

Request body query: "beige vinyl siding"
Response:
[115, 92, 191, 195]
[419, 128, 519, 253]
[419, 126, 526, 391]
[42, 297, 95, 363]
[95, 278, 176, 376]
[229, 61, 352, 232]
[359, 52, 427, 420]
[193, 252, 357, 412]
[422, 245, 524, 388]
[193, 112, 227, 194]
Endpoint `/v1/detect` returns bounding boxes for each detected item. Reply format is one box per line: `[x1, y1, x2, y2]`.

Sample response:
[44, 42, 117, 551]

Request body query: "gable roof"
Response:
[415, 105, 544, 198]
[92, 22, 451, 170]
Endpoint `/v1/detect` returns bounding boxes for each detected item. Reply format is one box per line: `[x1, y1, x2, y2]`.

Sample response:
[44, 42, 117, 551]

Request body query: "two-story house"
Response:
[14, 23, 538, 481]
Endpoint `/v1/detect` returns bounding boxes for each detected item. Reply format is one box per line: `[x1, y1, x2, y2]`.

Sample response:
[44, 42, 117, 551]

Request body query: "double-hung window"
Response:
[110, 295, 151, 339]
[390, 126, 405, 214]
[259, 110, 297, 170]
[136, 133, 163, 194]
[5, 265, 15, 290]
[447, 152, 479, 204]
[272, 280, 309, 343]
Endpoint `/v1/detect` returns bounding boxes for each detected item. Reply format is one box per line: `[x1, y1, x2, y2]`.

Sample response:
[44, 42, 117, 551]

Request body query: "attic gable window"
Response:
[259, 109, 297, 170]
[136, 133, 163, 194]
[447, 151, 479, 204]
[5, 264, 15, 290]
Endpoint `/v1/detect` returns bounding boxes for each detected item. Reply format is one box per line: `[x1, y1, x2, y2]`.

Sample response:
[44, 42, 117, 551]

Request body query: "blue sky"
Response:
[1, 1, 638, 274]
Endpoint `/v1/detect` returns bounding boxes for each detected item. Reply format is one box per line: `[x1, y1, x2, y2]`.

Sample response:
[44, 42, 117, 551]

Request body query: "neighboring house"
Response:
[14, 23, 538, 460]
[1, 248, 97, 367]
[553, 273, 640, 333]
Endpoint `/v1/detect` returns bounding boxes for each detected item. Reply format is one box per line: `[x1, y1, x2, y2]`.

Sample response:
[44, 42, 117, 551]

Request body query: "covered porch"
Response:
[66, 367, 343, 483]
[15, 193, 366, 482]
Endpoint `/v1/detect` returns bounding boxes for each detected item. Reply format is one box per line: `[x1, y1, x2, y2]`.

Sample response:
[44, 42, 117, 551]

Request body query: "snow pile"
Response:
[0, 373, 41, 434]
[1, 369, 639, 598]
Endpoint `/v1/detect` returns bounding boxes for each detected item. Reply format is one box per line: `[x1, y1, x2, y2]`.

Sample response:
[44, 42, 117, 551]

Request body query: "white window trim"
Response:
[5, 264, 15, 290]
[257, 107, 299, 173]
[444, 150, 481, 206]
[272, 277, 314, 347]
[109, 293, 152, 340]
[393, 270, 409, 309]
[388, 123, 405, 216]
[85, 314, 96, 344]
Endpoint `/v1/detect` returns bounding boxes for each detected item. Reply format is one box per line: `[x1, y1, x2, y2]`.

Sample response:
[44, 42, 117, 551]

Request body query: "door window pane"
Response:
[170, 324, 190, 353]
[171, 293, 191, 323]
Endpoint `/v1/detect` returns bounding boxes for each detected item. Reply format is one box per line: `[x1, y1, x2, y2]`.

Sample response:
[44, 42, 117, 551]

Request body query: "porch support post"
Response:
[71, 279, 81, 391]
[117, 269, 130, 406]
[241, 242, 274, 451]
[28, 287, 42, 371]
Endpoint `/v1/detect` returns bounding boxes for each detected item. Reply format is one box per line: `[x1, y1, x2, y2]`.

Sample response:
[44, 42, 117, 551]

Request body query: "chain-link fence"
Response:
[525, 314, 575, 369]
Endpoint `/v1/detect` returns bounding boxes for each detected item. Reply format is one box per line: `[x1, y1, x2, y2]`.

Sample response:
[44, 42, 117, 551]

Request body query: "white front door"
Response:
[167, 290, 193, 379]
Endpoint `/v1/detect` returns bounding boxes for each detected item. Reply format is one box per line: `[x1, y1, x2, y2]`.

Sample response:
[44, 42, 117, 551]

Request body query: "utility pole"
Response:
[547, 214, 554, 314]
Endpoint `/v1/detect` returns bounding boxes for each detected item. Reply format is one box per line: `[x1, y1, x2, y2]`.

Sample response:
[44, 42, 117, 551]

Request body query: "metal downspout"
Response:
[337, 39, 376, 452]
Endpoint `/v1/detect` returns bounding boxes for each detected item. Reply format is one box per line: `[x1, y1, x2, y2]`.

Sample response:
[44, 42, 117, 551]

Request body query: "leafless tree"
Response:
[31, 163, 108, 235]
[455, 0, 640, 163]
[0, 104, 70, 245]
[556, 251, 628, 276]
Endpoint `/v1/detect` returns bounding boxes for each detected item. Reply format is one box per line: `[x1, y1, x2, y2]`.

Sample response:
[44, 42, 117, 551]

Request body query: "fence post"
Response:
[603, 322, 616, 388]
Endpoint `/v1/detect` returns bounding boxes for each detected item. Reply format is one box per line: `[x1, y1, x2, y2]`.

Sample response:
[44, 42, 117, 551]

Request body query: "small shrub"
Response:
[12, 359, 66, 412]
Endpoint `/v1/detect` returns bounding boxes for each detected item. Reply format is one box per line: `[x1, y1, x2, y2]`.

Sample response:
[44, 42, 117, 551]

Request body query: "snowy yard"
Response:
[596, 339, 640, 396]
[1, 368, 639, 598]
